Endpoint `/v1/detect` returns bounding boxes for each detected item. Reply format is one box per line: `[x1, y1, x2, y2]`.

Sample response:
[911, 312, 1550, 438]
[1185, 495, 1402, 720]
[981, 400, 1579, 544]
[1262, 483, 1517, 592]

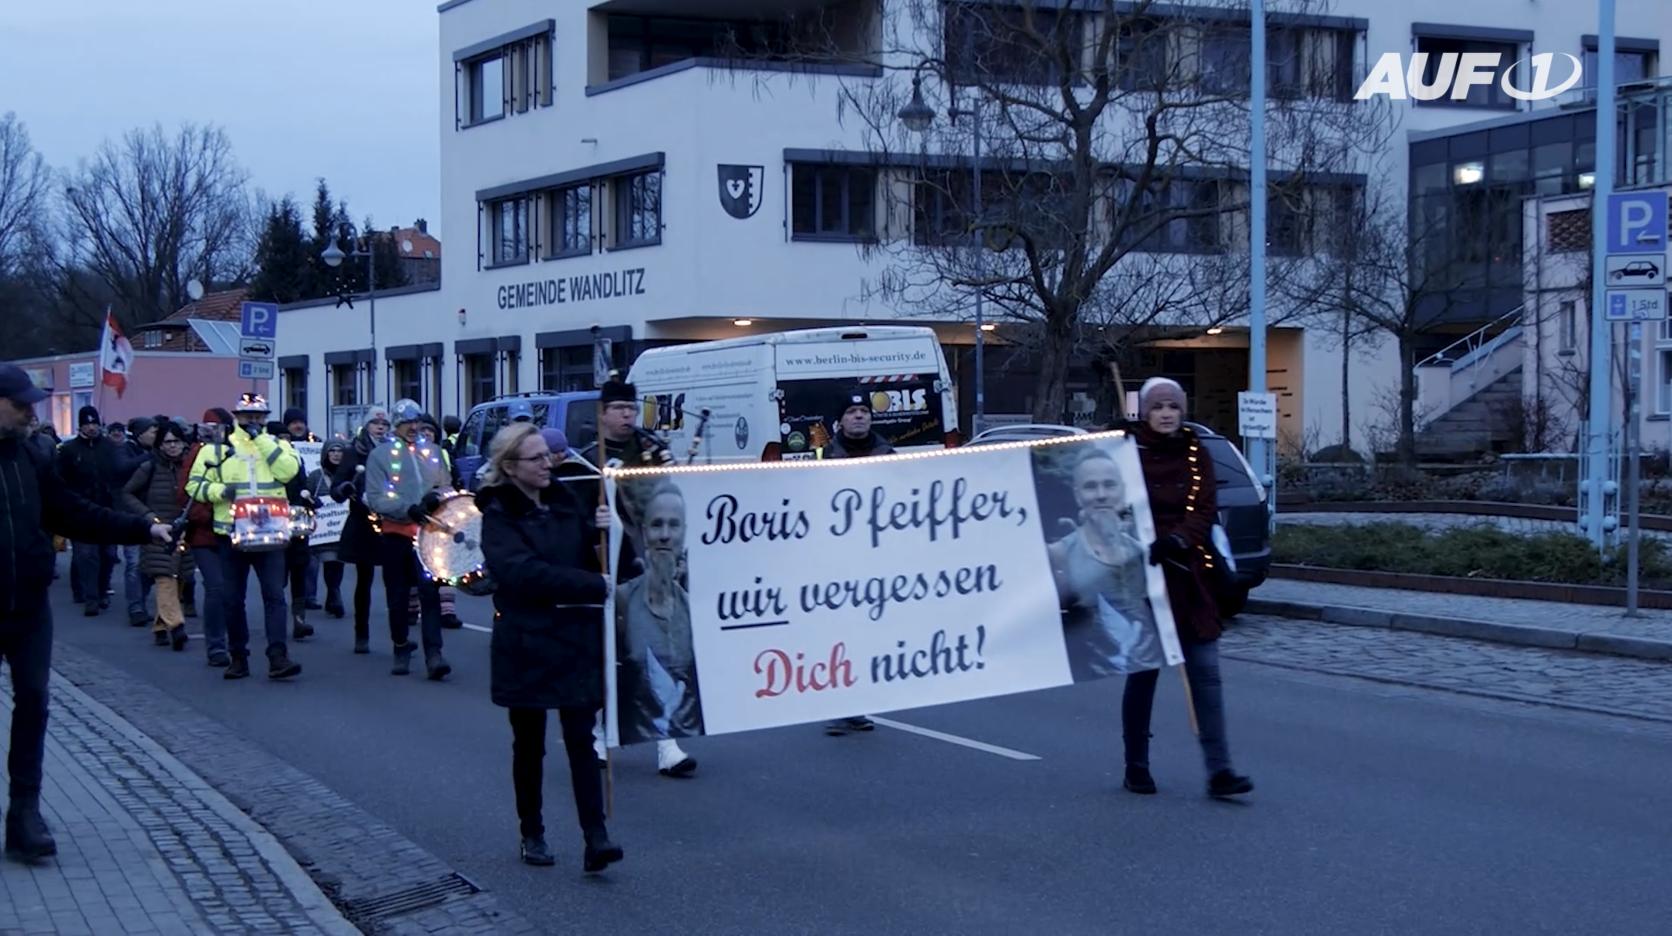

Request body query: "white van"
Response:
[627, 326, 960, 463]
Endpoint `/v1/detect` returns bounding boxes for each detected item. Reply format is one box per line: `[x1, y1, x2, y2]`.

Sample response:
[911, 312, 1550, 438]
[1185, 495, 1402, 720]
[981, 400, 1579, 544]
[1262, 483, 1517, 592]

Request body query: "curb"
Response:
[52, 673, 363, 936]
[1245, 598, 1672, 663]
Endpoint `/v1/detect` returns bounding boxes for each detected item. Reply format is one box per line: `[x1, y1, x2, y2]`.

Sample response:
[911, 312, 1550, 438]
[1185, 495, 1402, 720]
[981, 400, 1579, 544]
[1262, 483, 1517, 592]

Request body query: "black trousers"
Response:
[285, 539, 310, 613]
[508, 707, 605, 841]
[352, 563, 376, 640]
[1, 600, 53, 807]
[381, 539, 441, 653]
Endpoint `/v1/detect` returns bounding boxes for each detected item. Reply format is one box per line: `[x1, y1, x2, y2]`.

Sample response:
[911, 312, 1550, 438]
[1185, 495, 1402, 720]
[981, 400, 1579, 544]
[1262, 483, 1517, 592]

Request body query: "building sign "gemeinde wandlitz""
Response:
[496, 267, 646, 311]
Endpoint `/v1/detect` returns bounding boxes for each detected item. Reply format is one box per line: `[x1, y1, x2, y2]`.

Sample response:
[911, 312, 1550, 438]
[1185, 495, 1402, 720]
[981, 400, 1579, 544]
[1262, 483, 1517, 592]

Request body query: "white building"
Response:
[275, 0, 1668, 451]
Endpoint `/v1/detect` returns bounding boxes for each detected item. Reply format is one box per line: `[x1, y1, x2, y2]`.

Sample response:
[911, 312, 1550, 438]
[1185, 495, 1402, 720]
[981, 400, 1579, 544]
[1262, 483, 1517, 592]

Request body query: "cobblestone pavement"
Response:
[1224, 613, 1672, 727]
[1255, 578, 1672, 643]
[1281, 510, 1672, 541]
[0, 669, 357, 935]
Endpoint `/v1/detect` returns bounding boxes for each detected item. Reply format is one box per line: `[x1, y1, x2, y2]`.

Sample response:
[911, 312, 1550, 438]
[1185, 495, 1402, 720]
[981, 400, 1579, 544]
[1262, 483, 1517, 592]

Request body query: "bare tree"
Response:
[60, 123, 254, 328]
[0, 112, 51, 279]
[764, 0, 1385, 419]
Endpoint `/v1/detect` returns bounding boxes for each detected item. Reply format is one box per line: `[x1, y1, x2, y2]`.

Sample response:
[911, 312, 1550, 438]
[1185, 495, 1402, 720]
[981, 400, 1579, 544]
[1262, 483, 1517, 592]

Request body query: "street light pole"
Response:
[321, 225, 380, 404]
[1249, 0, 1272, 499]
[952, 99, 986, 431]
[1584, 0, 1617, 548]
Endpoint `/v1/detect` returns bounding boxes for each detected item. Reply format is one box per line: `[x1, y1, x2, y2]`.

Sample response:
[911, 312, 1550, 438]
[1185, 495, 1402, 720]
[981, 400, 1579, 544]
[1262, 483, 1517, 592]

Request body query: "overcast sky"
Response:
[0, 0, 441, 238]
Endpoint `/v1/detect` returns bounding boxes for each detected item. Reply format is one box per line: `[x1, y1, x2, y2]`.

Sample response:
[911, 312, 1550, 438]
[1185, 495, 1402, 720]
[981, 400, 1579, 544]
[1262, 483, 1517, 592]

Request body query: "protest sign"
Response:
[603, 431, 1181, 746]
[290, 441, 347, 547]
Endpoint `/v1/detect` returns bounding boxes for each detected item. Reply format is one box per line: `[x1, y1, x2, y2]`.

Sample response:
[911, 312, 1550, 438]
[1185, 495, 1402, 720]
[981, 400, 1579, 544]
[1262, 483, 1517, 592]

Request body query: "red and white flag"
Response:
[99, 309, 134, 398]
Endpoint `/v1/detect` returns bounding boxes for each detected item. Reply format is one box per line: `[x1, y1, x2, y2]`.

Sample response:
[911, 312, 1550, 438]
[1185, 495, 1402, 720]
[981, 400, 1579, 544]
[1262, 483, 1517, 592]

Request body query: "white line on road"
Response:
[868, 716, 1041, 761]
[461, 623, 493, 634]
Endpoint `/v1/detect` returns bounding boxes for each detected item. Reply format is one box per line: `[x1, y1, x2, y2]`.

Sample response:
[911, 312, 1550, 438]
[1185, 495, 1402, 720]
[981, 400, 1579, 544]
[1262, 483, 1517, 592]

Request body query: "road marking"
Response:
[461, 623, 493, 634]
[867, 716, 1041, 761]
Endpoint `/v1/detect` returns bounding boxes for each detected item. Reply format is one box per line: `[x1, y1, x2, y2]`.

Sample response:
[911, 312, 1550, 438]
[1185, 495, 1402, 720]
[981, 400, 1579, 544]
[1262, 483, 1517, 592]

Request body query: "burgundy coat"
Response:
[1134, 424, 1222, 643]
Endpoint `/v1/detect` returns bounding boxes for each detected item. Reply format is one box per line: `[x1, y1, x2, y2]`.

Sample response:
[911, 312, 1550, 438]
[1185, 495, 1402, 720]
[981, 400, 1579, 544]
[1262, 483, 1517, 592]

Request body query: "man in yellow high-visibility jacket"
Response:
[188, 393, 303, 681]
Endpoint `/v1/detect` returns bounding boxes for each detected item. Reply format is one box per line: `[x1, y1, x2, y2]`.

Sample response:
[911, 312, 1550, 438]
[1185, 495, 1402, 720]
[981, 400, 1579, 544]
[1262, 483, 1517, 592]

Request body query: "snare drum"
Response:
[230, 496, 292, 552]
[414, 492, 493, 596]
[288, 505, 317, 542]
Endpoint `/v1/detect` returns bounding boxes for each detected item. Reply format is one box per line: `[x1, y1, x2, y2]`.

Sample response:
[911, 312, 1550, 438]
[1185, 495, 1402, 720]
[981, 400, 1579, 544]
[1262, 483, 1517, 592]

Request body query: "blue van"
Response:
[455, 391, 600, 491]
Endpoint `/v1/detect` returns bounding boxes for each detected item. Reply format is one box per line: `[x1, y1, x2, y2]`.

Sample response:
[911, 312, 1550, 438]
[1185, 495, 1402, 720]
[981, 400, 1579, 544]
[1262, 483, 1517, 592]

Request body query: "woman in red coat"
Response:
[1122, 378, 1253, 799]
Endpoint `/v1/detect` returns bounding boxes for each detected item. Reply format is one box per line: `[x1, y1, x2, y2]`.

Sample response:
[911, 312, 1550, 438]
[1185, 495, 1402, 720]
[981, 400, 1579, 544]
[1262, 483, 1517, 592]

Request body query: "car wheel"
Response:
[1217, 587, 1249, 619]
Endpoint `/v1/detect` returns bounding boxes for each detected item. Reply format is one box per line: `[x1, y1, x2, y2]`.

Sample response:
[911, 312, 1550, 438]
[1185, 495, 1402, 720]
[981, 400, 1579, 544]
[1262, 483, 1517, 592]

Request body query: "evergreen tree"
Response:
[247, 196, 309, 303]
[306, 179, 339, 298]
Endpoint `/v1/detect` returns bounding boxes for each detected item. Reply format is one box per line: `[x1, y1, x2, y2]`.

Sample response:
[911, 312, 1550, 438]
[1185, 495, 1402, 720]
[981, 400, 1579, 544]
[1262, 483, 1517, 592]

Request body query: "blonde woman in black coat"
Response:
[477, 422, 622, 873]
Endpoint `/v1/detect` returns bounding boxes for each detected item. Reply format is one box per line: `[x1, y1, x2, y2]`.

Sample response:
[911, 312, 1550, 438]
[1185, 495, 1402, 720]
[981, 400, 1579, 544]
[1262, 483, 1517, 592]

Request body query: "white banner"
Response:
[291, 442, 347, 547]
[604, 431, 1181, 746]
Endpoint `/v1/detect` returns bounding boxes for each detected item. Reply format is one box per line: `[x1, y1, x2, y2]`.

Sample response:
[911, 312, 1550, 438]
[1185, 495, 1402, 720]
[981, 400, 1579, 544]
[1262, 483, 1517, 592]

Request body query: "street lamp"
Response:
[898, 72, 988, 430]
[321, 223, 378, 404]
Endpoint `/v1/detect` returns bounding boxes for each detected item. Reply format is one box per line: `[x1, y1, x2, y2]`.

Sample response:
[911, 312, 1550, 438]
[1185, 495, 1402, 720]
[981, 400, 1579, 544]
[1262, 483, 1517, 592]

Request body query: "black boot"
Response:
[325, 591, 344, 619]
[440, 613, 463, 630]
[291, 612, 314, 640]
[182, 601, 198, 619]
[170, 626, 189, 652]
[520, 837, 555, 867]
[153, 629, 170, 647]
[223, 655, 251, 680]
[391, 642, 414, 676]
[425, 649, 452, 681]
[267, 649, 302, 680]
[5, 802, 57, 863]
[1123, 766, 1158, 795]
[1208, 769, 1254, 798]
[582, 830, 623, 873]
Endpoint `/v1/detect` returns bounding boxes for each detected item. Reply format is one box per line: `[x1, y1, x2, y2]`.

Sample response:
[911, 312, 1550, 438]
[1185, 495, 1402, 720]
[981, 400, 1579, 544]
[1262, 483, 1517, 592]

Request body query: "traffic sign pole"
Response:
[1586, 3, 1616, 549]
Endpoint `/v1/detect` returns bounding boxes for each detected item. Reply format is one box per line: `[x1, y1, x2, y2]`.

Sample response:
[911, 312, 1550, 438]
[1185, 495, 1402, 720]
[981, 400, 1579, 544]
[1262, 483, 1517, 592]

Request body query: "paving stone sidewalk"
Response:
[1224, 613, 1672, 729]
[1253, 578, 1672, 646]
[0, 669, 359, 936]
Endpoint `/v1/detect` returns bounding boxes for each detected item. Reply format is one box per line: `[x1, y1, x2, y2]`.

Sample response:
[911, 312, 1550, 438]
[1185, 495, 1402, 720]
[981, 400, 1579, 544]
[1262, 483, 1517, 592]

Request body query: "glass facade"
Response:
[1409, 112, 1596, 337]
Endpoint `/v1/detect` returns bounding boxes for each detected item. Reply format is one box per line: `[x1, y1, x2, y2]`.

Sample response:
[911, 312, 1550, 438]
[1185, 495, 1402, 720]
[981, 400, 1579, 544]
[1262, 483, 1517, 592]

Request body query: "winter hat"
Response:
[78, 405, 101, 427]
[539, 427, 569, 455]
[443, 415, 461, 435]
[364, 404, 391, 427]
[599, 376, 637, 407]
[127, 416, 156, 438]
[282, 408, 307, 427]
[1138, 377, 1187, 414]
[202, 407, 235, 427]
[838, 392, 874, 420]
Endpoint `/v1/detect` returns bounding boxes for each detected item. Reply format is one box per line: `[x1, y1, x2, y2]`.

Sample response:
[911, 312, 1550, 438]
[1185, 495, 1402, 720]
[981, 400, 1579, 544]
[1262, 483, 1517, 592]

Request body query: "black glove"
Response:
[406, 504, 429, 524]
[1148, 534, 1189, 566]
[243, 423, 260, 440]
[419, 490, 444, 516]
[330, 481, 355, 502]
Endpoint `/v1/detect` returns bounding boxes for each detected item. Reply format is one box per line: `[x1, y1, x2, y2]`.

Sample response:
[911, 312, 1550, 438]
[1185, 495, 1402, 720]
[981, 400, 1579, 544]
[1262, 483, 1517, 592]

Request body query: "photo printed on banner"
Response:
[1032, 436, 1174, 679]
[612, 475, 706, 745]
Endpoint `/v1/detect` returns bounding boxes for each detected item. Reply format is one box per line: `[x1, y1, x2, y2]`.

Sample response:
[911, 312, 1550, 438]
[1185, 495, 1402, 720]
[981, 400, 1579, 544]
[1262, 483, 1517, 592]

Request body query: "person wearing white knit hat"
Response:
[1122, 375, 1254, 800]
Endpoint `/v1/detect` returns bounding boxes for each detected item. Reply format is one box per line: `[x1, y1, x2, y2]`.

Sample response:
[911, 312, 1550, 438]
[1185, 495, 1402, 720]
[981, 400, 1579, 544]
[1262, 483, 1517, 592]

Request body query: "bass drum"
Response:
[414, 491, 494, 596]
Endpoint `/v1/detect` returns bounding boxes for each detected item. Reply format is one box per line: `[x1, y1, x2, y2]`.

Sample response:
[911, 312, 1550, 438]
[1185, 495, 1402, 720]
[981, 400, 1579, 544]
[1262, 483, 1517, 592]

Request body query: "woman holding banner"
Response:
[1122, 378, 1254, 800]
[305, 441, 348, 618]
[478, 422, 623, 873]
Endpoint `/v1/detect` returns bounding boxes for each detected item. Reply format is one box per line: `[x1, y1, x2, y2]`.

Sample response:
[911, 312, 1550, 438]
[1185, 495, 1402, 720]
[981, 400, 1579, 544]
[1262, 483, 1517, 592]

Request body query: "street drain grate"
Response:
[344, 873, 481, 922]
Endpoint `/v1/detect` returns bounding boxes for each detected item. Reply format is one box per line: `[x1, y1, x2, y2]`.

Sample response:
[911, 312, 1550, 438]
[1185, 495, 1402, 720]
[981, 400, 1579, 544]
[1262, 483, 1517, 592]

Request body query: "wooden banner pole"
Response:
[596, 389, 615, 818]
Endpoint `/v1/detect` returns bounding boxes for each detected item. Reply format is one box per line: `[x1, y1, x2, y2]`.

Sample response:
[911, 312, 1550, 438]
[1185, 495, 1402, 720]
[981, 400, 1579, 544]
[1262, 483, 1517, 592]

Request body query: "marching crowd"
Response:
[1, 361, 1249, 876]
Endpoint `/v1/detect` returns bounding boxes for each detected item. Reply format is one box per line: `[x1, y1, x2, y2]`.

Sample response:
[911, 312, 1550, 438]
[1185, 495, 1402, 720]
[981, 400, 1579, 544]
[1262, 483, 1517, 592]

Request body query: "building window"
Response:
[1658, 350, 1672, 416]
[792, 165, 877, 241]
[1547, 208, 1590, 253]
[140, 330, 162, 349]
[463, 354, 495, 409]
[392, 359, 421, 406]
[606, 14, 799, 81]
[1557, 300, 1578, 355]
[547, 184, 593, 259]
[1582, 47, 1657, 88]
[943, 3, 1086, 86]
[283, 368, 307, 415]
[613, 170, 662, 249]
[331, 364, 358, 407]
[1116, 178, 1226, 254]
[490, 197, 528, 265]
[1195, 25, 1357, 100]
[466, 54, 506, 124]
[539, 346, 598, 392]
[1115, 18, 1167, 91]
[1413, 36, 1519, 110]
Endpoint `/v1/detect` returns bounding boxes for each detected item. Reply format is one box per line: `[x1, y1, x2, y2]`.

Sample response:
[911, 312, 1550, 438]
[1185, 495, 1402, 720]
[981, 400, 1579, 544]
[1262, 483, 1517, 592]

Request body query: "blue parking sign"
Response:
[240, 301, 278, 339]
[1606, 191, 1668, 254]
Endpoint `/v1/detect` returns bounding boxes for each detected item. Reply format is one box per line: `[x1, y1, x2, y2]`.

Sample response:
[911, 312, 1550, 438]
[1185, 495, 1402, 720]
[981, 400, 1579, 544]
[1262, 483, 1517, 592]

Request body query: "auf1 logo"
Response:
[1355, 52, 1583, 102]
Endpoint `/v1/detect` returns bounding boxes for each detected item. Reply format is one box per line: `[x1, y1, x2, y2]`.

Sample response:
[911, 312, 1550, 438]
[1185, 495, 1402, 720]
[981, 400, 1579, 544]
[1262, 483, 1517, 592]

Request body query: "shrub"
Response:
[1274, 522, 1672, 589]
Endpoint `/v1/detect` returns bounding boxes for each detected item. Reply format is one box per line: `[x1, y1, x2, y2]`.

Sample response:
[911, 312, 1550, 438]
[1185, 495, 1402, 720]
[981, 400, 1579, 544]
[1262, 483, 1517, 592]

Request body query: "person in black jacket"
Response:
[330, 407, 389, 654]
[57, 405, 122, 617]
[113, 416, 159, 627]
[478, 421, 622, 874]
[0, 364, 171, 863]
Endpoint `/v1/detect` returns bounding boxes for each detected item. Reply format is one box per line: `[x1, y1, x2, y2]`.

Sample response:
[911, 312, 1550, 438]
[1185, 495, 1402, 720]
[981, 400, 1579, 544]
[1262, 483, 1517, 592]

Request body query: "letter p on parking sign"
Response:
[1606, 191, 1668, 255]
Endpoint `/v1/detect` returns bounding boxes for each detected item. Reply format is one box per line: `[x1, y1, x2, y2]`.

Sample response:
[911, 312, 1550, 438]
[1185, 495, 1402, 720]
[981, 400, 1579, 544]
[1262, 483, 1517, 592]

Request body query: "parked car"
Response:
[1611, 259, 1661, 282]
[966, 421, 1269, 615]
[455, 391, 599, 490]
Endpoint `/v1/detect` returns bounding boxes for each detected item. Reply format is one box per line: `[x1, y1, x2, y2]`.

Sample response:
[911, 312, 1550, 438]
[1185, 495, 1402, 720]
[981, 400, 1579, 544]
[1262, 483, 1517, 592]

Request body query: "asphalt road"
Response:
[45, 571, 1672, 936]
